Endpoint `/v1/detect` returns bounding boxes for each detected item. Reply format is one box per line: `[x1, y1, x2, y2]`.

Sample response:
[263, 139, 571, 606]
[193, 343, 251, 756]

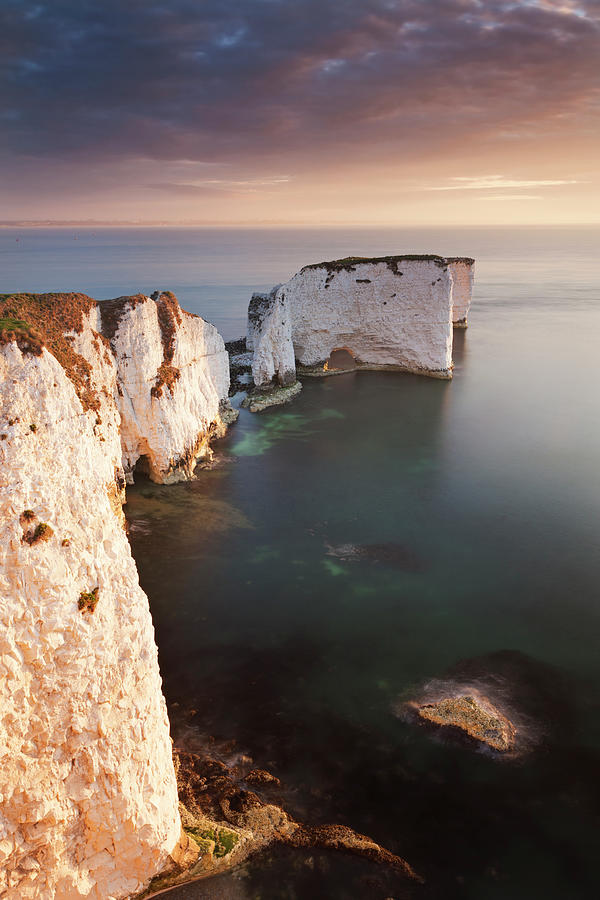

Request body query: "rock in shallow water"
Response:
[416, 694, 516, 752]
[241, 380, 302, 412]
[326, 541, 424, 572]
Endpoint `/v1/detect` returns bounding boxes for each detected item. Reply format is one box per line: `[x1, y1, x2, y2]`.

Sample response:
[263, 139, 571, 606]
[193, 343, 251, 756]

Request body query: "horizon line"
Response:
[1, 220, 599, 229]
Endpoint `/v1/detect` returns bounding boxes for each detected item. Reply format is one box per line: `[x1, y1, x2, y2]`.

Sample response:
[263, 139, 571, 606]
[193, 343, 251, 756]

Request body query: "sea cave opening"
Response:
[324, 347, 358, 371]
[133, 453, 152, 478]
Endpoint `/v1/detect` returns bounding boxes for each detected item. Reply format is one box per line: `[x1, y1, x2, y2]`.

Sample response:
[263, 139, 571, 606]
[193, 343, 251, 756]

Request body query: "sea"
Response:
[2, 226, 599, 899]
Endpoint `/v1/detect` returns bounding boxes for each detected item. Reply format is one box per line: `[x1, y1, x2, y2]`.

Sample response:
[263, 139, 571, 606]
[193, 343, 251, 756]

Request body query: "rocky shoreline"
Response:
[137, 748, 422, 897]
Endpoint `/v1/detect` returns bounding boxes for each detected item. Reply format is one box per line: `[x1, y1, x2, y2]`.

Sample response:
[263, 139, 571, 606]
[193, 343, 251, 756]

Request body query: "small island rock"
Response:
[416, 694, 516, 752]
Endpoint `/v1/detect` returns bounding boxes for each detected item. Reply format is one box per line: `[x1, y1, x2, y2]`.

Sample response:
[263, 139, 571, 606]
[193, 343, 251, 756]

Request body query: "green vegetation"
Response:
[29, 423, 37, 433]
[0, 316, 31, 330]
[32, 522, 52, 542]
[302, 253, 448, 274]
[188, 825, 240, 858]
[0, 292, 101, 409]
[78, 587, 99, 613]
[188, 835, 214, 855]
[0, 316, 44, 355]
[21, 509, 36, 521]
[251, 545, 281, 564]
[23, 521, 54, 545]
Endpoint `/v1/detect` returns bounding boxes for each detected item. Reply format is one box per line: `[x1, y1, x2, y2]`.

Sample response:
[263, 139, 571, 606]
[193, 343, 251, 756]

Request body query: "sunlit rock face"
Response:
[100, 292, 231, 483]
[0, 291, 231, 485]
[0, 342, 181, 899]
[247, 255, 471, 389]
[447, 258, 475, 328]
[0, 291, 233, 897]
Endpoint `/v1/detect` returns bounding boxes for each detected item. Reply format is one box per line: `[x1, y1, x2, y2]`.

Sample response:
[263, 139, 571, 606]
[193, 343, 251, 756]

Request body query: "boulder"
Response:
[416, 694, 516, 752]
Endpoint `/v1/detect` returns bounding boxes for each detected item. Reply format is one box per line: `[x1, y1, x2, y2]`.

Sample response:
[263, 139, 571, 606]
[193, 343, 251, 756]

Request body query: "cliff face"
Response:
[247, 286, 296, 391]
[0, 292, 231, 898]
[100, 292, 230, 483]
[0, 343, 180, 899]
[0, 292, 231, 485]
[447, 259, 475, 328]
[247, 255, 471, 389]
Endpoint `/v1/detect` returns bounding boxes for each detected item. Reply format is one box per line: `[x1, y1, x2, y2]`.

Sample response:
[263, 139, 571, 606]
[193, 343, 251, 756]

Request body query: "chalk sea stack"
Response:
[246, 254, 475, 399]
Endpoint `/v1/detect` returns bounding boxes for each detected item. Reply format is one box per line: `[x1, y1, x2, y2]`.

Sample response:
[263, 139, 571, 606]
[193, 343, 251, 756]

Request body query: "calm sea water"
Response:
[3, 227, 600, 898]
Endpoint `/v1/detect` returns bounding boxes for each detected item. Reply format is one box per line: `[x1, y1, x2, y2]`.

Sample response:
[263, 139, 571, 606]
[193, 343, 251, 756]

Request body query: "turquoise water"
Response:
[3, 227, 600, 897]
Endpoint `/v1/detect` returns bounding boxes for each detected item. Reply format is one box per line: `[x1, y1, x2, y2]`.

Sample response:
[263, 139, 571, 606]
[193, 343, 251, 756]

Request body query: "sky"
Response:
[1, 0, 599, 225]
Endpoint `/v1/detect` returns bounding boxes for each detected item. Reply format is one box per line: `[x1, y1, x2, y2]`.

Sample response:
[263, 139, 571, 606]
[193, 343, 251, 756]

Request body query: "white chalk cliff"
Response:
[247, 255, 475, 389]
[0, 292, 232, 898]
[447, 258, 475, 328]
[247, 285, 296, 389]
[100, 292, 231, 483]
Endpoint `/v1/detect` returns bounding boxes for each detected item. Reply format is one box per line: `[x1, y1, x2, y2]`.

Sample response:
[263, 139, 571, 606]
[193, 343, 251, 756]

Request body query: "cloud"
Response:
[0, 0, 598, 224]
[151, 175, 291, 194]
[427, 175, 581, 191]
[475, 194, 544, 200]
[0, 0, 598, 172]
[182, 177, 291, 188]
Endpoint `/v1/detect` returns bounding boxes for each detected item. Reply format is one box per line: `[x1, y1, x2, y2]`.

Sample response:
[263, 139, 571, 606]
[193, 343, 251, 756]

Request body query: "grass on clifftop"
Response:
[301, 254, 449, 273]
[0, 316, 32, 330]
[0, 293, 105, 411]
[0, 316, 44, 355]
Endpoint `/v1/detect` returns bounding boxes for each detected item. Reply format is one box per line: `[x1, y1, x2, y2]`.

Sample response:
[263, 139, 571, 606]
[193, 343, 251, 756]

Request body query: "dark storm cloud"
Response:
[1, 0, 599, 166]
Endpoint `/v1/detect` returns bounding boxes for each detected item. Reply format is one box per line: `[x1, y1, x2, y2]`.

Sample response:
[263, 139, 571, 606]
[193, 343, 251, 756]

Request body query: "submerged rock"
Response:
[242, 380, 302, 413]
[326, 541, 424, 572]
[416, 694, 516, 752]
